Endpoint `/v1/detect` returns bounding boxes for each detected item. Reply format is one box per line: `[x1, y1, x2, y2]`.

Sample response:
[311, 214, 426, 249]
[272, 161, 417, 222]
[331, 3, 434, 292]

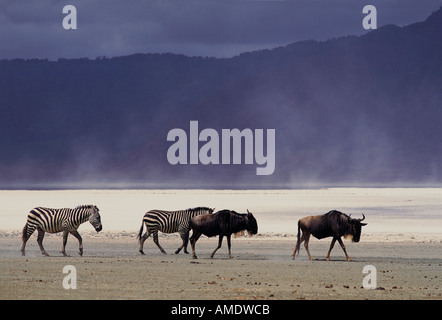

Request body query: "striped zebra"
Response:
[21, 205, 102, 257]
[137, 207, 214, 255]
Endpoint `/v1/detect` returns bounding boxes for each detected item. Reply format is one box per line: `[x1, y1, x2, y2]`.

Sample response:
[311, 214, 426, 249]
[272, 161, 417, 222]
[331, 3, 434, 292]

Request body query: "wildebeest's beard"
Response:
[234, 230, 254, 238]
[344, 233, 354, 242]
[343, 221, 358, 242]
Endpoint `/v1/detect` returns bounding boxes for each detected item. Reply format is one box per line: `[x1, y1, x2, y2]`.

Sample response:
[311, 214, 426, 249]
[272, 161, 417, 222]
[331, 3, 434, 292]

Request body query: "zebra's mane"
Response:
[188, 206, 212, 212]
[75, 205, 96, 210]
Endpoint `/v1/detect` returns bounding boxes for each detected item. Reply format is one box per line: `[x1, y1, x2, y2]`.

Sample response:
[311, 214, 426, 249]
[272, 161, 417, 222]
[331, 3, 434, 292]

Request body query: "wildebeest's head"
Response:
[245, 209, 258, 236]
[347, 214, 367, 242]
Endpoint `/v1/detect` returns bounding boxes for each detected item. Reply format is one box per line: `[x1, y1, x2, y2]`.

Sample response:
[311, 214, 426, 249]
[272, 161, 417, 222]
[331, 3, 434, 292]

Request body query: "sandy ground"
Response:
[0, 232, 440, 300]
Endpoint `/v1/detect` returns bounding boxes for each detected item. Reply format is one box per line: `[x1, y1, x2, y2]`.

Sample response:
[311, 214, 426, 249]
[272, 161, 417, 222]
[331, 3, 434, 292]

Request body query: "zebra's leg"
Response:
[21, 236, 29, 257]
[138, 228, 151, 255]
[70, 230, 83, 256]
[21, 223, 34, 256]
[36, 228, 49, 257]
[210, 235, 224, 258]
[61, 229, 70, 257]
[152, 231, 167, 254]
[175, 229, 190, 254]
[175, 241, 184, 254]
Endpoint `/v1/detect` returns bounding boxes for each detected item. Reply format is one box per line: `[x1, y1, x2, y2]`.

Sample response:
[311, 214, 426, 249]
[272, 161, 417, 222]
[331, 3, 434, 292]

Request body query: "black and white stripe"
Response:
[21, 205, 102, 256]
[138, 207, 214, 255]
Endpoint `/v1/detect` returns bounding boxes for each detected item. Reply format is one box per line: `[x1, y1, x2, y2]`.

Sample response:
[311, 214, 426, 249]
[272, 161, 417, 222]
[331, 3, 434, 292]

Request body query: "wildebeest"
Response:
[291, 210, 367, 261]
[189, 209, 258, 259]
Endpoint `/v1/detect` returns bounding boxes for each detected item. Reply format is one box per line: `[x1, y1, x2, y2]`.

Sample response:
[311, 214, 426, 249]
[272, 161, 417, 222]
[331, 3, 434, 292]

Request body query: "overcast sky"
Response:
[0, 0, 441, 60]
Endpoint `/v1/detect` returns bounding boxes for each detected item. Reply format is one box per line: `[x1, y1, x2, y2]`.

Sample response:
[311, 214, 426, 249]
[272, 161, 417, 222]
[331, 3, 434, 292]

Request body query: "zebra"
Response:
[21, 205, 102, 257]
[137, 207, 214, 255]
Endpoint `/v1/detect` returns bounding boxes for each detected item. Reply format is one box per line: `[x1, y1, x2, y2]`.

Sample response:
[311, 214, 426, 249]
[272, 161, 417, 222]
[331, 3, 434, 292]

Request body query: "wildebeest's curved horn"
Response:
[359, 214, 365, 222]
[247, 209, 250, 214]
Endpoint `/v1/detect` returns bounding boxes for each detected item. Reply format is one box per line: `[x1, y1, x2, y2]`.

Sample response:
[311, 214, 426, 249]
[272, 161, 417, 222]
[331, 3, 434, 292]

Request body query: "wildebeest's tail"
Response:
[295, 220, 301, 255]
[137, 220, 144, 240]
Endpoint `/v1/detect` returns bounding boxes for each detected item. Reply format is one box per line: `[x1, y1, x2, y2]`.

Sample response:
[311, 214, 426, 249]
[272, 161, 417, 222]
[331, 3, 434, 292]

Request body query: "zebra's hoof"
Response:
[139, 250, 145, 255]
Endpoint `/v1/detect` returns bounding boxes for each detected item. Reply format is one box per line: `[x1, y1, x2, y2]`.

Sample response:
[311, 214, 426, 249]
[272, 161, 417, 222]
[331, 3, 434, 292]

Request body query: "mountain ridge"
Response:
[0, 7, 441, 188]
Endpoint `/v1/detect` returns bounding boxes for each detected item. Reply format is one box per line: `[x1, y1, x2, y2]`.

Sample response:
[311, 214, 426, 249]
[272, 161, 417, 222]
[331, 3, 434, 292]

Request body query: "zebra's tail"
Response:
[137, 220, 144, 240]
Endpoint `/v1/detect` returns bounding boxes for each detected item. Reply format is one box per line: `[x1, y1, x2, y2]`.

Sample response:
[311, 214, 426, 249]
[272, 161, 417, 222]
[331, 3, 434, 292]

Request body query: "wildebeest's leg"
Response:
[175, 229, 190, 254]
[226, 235, 232, 258]
[61, 229, 70, 257]
[152, 230, 167, 254]
[337, 237, 351, 261]
[182, 229, 190, 254]
[326, 237, 337, 261]
[138, 227, 151, 255]
[210, 235, 224, 258]
[190, 231, 202, 259]
[291, 234, 305, 259]
[303, 233, 313, 261]
[36, 228, 49, 257]
[70, 230, 83, 256]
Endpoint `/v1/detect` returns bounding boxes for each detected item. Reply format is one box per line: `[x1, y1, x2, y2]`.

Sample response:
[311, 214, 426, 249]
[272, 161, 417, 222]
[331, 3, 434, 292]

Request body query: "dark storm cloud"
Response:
[0, 0, 441, 59]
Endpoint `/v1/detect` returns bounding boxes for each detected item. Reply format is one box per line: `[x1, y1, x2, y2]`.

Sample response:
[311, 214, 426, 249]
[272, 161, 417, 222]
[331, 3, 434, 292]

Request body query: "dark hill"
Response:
[1, 7, 441, 188]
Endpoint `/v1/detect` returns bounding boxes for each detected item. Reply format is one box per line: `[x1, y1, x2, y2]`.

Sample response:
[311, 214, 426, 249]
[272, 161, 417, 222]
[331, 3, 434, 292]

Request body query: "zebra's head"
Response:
[88, 205, 102, 232]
